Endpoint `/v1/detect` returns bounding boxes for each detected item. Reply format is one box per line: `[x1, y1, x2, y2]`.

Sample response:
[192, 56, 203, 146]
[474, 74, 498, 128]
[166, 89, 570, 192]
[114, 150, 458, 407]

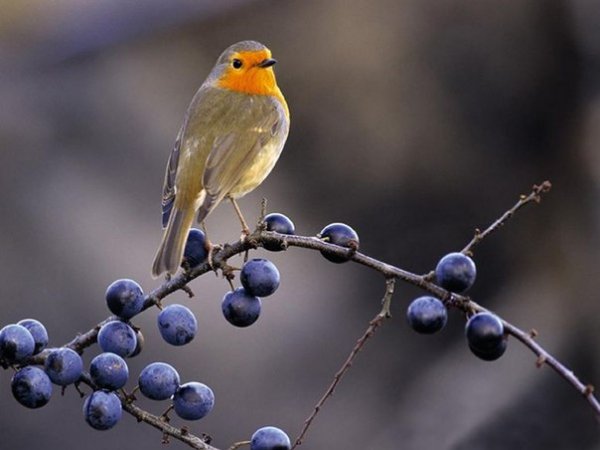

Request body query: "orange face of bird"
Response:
[217, 48, 280, 97]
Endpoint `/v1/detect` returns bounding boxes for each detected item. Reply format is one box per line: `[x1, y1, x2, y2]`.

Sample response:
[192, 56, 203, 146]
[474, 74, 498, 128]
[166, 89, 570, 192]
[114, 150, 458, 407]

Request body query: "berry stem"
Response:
[227, 440, 251, 450]
[380, 278, 396, 318]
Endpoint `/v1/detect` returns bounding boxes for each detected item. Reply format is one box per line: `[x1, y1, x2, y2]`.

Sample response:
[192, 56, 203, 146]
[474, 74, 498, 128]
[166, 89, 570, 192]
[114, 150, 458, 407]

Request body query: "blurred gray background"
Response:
[0, 0, 599, 449]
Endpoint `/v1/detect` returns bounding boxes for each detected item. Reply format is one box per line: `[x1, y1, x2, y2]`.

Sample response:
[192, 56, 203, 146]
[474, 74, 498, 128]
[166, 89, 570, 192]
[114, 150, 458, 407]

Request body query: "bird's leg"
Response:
[206, 240, 217, 272]
[198, 220, 219, 271]
[229, 197, 251, 237]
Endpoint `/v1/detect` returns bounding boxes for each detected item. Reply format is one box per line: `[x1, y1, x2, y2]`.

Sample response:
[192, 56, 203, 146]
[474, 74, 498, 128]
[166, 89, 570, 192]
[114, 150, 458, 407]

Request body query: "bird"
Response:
[151, 40, 290, 278]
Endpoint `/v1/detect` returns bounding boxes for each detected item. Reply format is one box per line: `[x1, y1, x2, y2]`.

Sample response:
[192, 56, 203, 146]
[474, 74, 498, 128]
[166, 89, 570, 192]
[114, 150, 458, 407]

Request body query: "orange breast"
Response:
[217, 51, 288, 117]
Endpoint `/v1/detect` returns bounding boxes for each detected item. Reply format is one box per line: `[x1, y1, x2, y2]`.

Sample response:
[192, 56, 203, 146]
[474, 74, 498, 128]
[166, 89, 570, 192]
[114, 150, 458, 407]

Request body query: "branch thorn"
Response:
[529, 329, 538, 338]
[536, 355, 547, 368]
[181, 284, 194, 298]
[584, 385, 595, 396]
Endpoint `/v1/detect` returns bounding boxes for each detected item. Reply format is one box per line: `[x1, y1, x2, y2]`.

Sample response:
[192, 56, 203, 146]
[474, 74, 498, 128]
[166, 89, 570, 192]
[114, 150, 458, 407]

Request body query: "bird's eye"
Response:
[232, 59, 243, 69]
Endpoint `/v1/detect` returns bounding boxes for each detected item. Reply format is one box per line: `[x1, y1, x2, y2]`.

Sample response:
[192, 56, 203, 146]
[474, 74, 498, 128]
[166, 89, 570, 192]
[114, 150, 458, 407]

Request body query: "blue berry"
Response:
[44, 348, 83, 386]
[11, 366, 52, 409]
[83, 390, 122, 430]
[173, 382, 215, 420]
[97, 321, 137, 357]
[90, 352, 129, 390]
[183, 228, 209, 267]
[0, 324, 35, 363]
[105, 279, 144, 320]
[264, 213, 295, 251]
[241, 258, 280, 297]
[318, 223, 359, 263]
[222, 288, 261, 327]
[157, 304, 197, 346]
[17, 319, 48, 354]
[435, 252, 477, 293]
[138, 362, 180, 400]
[406, 296, 447, 334]
[466, 312, 506, 361]
[251, 426, 291, 450]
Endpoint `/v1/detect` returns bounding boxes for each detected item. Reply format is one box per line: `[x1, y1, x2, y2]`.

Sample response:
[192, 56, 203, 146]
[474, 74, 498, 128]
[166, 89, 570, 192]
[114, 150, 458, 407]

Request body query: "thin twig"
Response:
[461, 180, 552, 255]
[292, 280, 396, 449]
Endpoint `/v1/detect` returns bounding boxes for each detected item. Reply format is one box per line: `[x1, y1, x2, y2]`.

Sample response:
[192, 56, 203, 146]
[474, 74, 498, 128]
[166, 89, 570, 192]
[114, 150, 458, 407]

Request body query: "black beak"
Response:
[257, 58, 277, 68]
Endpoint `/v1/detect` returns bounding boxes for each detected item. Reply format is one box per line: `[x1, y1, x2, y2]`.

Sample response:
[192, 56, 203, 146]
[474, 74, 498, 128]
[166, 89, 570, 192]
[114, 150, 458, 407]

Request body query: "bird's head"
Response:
[208, 41, 280, 96]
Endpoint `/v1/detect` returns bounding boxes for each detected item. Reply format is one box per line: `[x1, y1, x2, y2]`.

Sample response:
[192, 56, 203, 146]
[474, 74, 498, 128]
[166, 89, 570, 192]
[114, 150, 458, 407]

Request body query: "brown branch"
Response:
[23, 179, 599, 449]
[119, 394, 218, 450]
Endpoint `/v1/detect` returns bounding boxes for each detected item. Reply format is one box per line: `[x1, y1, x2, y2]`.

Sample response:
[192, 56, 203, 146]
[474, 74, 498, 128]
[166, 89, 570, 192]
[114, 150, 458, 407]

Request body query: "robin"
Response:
[151, 40, 290, 278]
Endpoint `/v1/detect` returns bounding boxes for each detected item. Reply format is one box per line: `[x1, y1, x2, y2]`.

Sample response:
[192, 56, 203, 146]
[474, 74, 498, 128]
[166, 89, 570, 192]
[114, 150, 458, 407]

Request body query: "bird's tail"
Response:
[151, 206, 196, 278]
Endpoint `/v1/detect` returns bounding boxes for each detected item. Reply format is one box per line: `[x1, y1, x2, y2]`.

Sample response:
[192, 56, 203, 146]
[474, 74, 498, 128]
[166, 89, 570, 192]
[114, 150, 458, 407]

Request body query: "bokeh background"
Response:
[0, 1, 599, 449]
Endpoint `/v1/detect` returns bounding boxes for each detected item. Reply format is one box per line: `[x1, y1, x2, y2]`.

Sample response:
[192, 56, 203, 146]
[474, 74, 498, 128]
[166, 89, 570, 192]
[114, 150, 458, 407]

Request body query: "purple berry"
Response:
[0, 324, 35, 363]
[90, 352, 129, 390]
[264, 213, 295, 251]
[97, 321, 137, 357]
[83, 390, 122, 430]
[318, 223, 359, 263]
[11, 366, 52, 409]
[222, 288, 261, 327]
[241, 258, 280, 297]
[105, 279, 144, 320]
[251, 426, 291, 450]
[183, 228, 209, 268]
[44, 348, 83, 386]
[138, 362, 180, 400]
[466, 312, 507, 361]
[17, 319, 48, 354]
[435, 252, 477, 293]
[173, 382, 215, 420]
[406, 296, 447, 334]
[157, 304, 198, 346]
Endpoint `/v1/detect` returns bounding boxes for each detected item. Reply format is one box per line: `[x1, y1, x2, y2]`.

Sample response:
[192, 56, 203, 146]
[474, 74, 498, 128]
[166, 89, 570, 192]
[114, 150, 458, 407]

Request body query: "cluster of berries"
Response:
[98, 278, 214, 429]
[183, 222, 283, 328]
[3, 210, 505, 449]
[0, 277, 212, 431]
[217, 214, 360, 328]
[2, 278, 290, 448]
[2, 214, 302, 448]
[406, 252, 507, 360]
[2, 319, 51, 408]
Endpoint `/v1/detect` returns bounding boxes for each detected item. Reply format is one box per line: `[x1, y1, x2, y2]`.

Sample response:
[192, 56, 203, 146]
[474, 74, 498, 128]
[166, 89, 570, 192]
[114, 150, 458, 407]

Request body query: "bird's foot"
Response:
[207, 242, 222, 272]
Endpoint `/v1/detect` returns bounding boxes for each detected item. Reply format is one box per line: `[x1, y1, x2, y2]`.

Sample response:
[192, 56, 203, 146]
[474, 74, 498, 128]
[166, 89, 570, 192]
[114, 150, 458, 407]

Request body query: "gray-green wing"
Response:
[159, 85, 207, 228]
[160, 128, 182, 228]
